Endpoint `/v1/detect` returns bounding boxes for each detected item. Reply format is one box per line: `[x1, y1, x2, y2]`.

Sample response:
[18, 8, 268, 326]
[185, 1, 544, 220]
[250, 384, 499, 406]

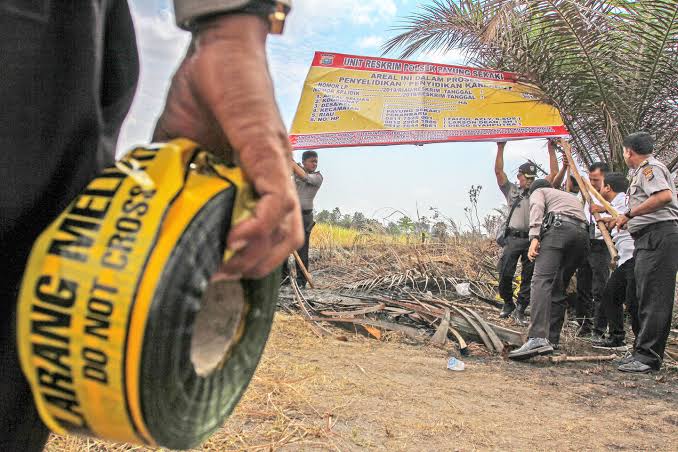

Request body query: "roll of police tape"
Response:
[17, 138, 280, 449]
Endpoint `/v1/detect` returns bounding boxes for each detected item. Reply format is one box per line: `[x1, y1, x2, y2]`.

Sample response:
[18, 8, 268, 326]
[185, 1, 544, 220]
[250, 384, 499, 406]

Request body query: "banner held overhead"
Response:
[290, 52, 568, 150]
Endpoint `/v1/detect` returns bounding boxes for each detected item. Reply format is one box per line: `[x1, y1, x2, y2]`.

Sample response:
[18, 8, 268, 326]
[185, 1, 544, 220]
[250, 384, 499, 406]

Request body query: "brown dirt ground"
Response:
[47, 312, 677, 452]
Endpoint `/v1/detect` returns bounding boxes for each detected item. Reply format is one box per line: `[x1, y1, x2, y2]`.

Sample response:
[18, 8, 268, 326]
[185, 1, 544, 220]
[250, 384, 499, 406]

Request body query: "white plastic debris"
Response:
[454, 282, 471, 296]
[447, 357, 465, 371]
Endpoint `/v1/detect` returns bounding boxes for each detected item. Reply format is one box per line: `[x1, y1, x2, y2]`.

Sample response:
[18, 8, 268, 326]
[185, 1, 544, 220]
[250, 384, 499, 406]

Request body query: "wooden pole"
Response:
[547, 354, 617, 363]
[292, 251, 315, 289]
[560, 139, 619, 264]
[581, 177, 618, 218]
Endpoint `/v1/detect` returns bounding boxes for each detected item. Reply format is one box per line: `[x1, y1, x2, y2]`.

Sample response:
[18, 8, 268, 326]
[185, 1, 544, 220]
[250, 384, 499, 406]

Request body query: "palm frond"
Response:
[382, 0, 678, 171]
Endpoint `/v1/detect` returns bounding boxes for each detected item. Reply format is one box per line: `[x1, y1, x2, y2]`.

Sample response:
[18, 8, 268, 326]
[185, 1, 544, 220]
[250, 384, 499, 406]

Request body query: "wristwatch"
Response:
[624, 209, 634, 219]
[186, 1, 292, 34]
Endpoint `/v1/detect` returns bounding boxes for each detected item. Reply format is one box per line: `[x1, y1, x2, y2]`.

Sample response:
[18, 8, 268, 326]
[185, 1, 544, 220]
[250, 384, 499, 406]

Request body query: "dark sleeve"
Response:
[174, 0, 292, 30]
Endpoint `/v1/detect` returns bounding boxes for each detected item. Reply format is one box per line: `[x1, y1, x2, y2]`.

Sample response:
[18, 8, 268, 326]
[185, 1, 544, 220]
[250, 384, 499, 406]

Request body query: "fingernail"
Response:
[229, 240, 248, 252]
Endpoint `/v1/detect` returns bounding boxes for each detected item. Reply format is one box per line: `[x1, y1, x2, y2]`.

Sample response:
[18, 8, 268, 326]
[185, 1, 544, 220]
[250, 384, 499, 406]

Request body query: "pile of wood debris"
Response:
[279, 240, 524, 354]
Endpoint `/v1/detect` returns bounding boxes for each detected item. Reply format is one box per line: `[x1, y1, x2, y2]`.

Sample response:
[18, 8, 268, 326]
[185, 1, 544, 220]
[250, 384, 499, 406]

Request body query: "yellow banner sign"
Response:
[290, 52, 568, 149]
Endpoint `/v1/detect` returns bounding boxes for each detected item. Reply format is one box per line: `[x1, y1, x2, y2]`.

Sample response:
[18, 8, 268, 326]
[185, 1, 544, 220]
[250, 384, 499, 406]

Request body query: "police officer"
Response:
[608, 132, 678, 373]
[509, 179, 590, 360]
[286, 150, 323, 287]
[494, 142, 539, 324]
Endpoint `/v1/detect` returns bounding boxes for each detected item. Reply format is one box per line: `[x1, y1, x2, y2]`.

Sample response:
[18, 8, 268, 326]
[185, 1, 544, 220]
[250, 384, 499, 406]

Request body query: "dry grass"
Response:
[45, 232, 678, 451]
[46, 313, 678, 452]
[310, 223, 408, 251]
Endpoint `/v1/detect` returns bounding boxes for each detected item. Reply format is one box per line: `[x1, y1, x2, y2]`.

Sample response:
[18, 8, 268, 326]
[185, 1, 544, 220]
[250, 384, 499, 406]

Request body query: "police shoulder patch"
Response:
[642, 166, 654, 181]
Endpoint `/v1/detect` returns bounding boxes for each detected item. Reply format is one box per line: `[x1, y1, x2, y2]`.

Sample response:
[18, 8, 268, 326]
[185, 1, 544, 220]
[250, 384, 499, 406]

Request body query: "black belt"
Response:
[301, 209, 313, 215]
[630, 220, 678, 240]
[553, 214, 588, 230]
[507, 229, 529, 238]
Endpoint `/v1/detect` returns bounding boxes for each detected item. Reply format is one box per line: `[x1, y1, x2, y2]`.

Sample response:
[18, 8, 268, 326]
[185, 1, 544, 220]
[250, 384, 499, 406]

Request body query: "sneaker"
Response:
[592, 338, 627, 351]
[618, 359, 653, 374]
[618, 351, 635, 365]
[499, 301, 516, 319]
[508, 337, 554, 361]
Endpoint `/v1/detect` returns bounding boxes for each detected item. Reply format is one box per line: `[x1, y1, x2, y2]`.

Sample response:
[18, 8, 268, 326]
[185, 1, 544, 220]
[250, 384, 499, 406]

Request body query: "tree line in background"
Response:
[315, 186, 509, 241]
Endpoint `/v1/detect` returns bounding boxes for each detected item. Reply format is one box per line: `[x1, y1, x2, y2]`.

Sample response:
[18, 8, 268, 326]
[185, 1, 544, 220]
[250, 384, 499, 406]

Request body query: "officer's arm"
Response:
[304, 172, 323, 187]
[545, 139, 559, 184]
[291, 160, 306, 179]
[495, 142, 509, 187]
[628, 190, 673, 218]
[528, 191, 546, 240]
[629, 167, 675, 217]
[551, 161, 567, 189]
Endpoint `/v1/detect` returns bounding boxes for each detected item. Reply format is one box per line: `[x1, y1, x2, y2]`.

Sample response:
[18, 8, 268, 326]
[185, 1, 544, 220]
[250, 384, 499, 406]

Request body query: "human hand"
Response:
[528, 238, 540, 261]
[154, 14, 304, 279]
[590, 204, 606, 214]
[497, 141, 506, 150]
[613, 214, 629, 231]
[604, 216, 617, 230]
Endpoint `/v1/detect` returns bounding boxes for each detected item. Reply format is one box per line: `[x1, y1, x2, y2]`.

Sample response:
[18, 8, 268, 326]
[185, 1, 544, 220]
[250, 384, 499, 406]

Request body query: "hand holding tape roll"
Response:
[17, 139, 280, 449]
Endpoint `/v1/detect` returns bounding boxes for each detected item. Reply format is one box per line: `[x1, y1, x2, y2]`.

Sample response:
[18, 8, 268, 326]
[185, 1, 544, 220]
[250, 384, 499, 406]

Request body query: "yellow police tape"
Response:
[17, 139, 278, 448]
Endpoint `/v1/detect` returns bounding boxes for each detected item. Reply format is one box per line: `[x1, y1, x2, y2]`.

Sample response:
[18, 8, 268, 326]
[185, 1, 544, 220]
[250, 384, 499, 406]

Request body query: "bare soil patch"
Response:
[47, 313, 677, 451]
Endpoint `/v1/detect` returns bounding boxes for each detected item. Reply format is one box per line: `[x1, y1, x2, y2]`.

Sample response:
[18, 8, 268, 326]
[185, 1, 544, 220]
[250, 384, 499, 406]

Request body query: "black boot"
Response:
[513, 304, 528, 326]
[499, 301, 516, 318]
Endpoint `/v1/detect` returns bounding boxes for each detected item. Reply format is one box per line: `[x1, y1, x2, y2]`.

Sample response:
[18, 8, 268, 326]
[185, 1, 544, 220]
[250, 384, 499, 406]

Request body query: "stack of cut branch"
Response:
[279, 240, 530, 354]
[280, 285, 524, 354]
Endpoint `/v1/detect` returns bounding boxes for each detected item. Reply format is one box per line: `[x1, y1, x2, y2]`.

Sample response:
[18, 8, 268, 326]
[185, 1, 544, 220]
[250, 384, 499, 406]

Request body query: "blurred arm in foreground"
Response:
[155, 5, 303, 280]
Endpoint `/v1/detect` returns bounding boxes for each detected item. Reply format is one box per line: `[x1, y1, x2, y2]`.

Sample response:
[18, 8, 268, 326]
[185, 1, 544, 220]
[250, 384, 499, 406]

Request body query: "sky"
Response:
[119, 0, 557, 229]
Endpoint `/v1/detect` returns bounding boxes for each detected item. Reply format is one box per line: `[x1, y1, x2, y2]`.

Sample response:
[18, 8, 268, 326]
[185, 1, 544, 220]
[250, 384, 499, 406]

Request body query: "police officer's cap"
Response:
[518, 162, 538, 178]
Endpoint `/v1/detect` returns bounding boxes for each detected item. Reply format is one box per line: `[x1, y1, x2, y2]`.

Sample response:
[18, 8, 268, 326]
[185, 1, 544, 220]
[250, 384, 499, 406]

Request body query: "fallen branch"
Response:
[547, 354, 616, 363]
[309, 317, 423, 340]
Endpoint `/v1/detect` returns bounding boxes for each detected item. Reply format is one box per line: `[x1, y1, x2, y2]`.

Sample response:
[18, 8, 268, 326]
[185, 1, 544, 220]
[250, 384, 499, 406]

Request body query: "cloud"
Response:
[286, 0, 397, 30]
[418, 48, 467, 66]
[357, 35, 384, 49]
[351, 0, 397, 25]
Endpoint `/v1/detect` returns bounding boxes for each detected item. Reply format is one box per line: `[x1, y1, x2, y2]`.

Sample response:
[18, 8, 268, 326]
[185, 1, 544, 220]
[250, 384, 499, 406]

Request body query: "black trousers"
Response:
[0, 2, 138, 450]
[575, 240, 610, 333]
[283, 211, 315, 285]
[601, 258, 638, 343]
[528, 223, 590, 344]
[632, 222, 678, 369]
[497, 235, 534, 307]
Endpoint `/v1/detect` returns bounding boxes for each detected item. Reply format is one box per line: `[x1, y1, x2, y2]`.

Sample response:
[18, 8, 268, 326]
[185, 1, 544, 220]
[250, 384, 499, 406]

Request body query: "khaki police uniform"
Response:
[527, 188, 590, 344]
[497, 182, 535, 310]
[627, 157, 678, 369]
